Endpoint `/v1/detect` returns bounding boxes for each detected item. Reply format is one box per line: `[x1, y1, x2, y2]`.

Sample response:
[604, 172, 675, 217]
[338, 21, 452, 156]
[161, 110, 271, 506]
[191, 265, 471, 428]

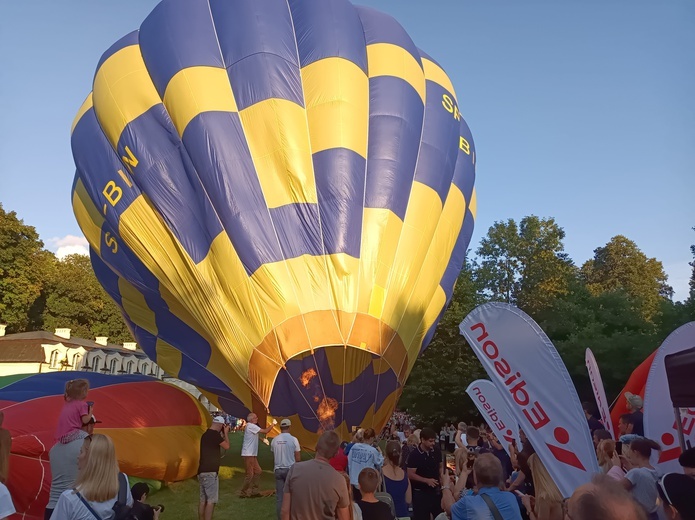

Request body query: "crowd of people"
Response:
[197, 395, 695, 520]
[0, 377, 693, 520]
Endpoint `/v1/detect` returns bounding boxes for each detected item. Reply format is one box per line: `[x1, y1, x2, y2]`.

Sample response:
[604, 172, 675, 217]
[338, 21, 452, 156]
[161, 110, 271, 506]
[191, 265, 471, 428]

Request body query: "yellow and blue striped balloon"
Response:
[71, 0, 476, 448]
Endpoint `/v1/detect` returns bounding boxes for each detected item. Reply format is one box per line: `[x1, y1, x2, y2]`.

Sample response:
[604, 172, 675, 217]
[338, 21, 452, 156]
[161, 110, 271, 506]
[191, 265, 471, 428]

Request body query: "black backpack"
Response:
[112, 473, 135, 520]
[76, 473, 135, 520]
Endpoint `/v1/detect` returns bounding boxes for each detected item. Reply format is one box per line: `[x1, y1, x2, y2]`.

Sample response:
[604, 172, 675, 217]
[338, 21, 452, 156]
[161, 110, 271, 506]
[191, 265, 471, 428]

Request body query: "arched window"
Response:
[92, 358, 100, 373]
[72, 353, 82, 369]
[109, 359, 118, 373]
[127, 361, 134, 374]
[49, 350, 60, 369]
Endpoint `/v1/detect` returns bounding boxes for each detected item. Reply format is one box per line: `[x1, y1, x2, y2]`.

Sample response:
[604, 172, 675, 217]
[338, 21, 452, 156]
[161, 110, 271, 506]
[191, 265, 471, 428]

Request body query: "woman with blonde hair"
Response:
[50, 434, 133, 518]
[596, 439, 625, 481]
[526, 452, 563, 520]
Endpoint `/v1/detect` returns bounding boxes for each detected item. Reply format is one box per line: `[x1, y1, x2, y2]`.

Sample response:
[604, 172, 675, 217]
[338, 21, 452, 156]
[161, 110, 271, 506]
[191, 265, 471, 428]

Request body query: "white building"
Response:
[0, 325, 162, 378]
[0, 325, 217, 412]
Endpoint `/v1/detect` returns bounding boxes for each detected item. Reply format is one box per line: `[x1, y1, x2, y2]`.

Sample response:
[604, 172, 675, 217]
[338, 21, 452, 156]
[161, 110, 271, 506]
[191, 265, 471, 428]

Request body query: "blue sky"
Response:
[1, 0, 693, 300]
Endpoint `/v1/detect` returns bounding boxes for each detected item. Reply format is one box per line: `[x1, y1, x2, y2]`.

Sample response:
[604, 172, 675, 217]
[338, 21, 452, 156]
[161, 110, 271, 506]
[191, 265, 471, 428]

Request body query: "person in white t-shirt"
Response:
[240, 413, 274, 498]
[0, 482, 15, 519]
[270, 419, 301, 519]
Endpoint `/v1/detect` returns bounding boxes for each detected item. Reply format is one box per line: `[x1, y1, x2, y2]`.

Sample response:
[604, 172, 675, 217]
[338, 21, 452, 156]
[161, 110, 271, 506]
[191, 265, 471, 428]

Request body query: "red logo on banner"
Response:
[470, 321, 588, 472]
[546, 427, 586, 471]
[658, 409, 695, 463]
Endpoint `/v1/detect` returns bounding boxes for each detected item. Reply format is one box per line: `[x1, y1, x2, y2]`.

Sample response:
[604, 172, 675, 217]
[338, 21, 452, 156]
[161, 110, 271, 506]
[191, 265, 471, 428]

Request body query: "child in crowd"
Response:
[357, 468, 395, 520]
[54, 379, 93, 444]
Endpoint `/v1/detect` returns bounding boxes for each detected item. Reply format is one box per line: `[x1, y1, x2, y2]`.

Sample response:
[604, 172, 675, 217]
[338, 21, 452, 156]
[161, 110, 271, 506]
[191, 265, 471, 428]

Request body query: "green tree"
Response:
[581, 236, 672, 322]
[400, 261, 487, 426]
[42, 254, 132, 343]
[475, 216, 576, 318]
[0, 205, 55, 332]
[539, 281, 660, 401]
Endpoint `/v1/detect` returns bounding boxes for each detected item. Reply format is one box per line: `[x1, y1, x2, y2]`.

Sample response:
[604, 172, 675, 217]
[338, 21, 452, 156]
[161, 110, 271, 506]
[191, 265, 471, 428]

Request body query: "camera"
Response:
[153, 504, 165, 512]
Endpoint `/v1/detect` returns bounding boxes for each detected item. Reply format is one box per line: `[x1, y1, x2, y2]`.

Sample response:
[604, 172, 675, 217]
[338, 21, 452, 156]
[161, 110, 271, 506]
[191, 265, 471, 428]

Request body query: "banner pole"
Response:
[674, 408, 686, 451]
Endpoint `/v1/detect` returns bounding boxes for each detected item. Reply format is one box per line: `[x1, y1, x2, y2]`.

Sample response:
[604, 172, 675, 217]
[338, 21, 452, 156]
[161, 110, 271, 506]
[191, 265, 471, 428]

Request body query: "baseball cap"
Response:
[212, 416, 226, 424]
[624, 392, 643, 409]
[657, 473, 695, 519]
[280, 419, 291, 427]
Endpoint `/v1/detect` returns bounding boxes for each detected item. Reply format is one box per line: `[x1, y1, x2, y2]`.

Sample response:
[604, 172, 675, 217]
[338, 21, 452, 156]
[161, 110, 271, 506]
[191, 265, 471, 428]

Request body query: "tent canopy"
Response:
[665, 346, 695, 408]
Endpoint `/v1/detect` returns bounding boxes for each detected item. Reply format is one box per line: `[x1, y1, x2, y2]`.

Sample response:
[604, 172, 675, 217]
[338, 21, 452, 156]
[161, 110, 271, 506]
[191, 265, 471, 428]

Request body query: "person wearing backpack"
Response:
[441, 454, 522, 520]
[50, 434, 134, 519]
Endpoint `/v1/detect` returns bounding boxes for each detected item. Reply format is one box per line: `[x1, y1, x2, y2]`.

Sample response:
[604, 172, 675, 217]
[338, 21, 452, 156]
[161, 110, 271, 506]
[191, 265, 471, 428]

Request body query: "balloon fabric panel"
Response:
[1, 372, 210, 519]
[71, 0, 477, 447]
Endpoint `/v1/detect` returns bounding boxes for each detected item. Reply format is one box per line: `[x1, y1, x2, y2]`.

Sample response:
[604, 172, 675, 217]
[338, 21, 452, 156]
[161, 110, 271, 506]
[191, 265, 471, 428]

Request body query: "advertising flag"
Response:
[460, 302, 599, 497]
[585, 348, 615, 440]
[466, 379, 520, 458]
[643, 321, 695, 473]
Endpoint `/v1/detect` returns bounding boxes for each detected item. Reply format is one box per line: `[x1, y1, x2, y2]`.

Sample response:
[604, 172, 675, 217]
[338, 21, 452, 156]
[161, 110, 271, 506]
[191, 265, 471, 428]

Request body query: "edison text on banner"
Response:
[585, 348, 615, 440]
[644, 321, 695, 474]
[466, 379, 519, 459]
[460, 302, 599, 498]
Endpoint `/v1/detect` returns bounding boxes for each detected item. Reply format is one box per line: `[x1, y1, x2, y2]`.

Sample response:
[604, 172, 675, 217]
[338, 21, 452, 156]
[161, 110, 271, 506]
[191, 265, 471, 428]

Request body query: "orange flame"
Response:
[317, 397, 339, 429]
[300, 368, 317, 388]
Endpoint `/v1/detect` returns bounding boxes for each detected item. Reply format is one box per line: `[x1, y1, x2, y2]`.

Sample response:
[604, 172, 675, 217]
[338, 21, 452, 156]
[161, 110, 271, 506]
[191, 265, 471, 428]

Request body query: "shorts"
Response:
[198, 472, 219, 503]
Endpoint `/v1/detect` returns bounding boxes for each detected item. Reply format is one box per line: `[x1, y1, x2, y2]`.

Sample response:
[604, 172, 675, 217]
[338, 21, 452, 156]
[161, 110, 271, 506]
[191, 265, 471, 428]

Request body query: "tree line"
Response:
[0, 204, 132, 343]
[400, 216, 695, 425]
[2, 205, 693, 425]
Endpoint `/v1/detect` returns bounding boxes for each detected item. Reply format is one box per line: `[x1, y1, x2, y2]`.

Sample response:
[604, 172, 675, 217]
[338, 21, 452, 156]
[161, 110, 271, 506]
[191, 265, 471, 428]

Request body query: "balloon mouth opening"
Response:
[263, 343, 402, 442]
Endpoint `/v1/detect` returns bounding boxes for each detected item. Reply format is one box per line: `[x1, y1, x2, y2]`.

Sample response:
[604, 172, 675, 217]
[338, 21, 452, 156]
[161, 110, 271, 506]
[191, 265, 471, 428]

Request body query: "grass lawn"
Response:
[147, 431, 311, 519]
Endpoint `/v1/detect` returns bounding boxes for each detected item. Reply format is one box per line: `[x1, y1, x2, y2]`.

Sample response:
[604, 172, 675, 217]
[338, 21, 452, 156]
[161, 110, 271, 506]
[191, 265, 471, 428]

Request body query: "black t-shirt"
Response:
[587, 416, 604, 434]
[357, 499, 395, 520]
[131, 502, 155, 520]
[406, 445, 442, 493]
[198, 429, 223, 474]
[631, 411, 644, 436]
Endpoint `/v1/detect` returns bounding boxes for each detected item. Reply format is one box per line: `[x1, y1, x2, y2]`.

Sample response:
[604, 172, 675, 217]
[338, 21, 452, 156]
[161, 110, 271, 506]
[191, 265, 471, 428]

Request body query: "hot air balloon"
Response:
[71, 0, 477, 448]
[1, 372, 210, 519]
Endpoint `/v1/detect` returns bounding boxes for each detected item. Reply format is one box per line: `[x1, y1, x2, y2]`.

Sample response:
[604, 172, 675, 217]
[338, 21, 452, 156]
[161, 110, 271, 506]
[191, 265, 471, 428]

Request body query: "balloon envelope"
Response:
[1, 372, 210, 519]
[71, 0, 477, 447]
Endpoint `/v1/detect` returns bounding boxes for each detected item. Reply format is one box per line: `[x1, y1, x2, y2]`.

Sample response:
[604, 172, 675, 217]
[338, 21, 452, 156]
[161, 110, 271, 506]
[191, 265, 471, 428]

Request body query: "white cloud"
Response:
[47, 235, 90, 259]
[665, 261, 692, 303]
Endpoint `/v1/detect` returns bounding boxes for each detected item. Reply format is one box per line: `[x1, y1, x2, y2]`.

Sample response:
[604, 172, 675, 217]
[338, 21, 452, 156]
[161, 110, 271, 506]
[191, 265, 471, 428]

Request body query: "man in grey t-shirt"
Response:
[44, 416, 99, 519]
[281, 431, 349, 520]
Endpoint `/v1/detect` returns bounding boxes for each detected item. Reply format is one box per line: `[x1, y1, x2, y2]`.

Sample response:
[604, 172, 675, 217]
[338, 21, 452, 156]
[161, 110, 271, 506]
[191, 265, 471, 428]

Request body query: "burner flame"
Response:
[317, 397, 339, 430]
[300, 368, 317, 388]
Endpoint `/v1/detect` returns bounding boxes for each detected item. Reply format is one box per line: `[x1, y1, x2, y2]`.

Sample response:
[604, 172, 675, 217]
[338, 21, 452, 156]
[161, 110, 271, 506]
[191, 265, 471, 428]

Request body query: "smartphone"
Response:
[615, 441, 622, 455]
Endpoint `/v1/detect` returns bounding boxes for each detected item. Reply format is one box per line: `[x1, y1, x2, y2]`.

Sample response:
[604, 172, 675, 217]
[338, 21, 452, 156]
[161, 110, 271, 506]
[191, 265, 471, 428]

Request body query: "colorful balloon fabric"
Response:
[610, 350, 657, 434]
[71, 0, 477, 447]
[1, 372, 210, 519]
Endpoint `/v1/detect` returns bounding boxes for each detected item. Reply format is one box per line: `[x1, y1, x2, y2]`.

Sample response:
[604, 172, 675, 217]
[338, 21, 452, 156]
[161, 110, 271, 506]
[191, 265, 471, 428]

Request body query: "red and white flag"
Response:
[644, 321, 695, 473]
[466, 379, 520, 459]
[460, 302, 599, 497]
[585, 348, 615, 440]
